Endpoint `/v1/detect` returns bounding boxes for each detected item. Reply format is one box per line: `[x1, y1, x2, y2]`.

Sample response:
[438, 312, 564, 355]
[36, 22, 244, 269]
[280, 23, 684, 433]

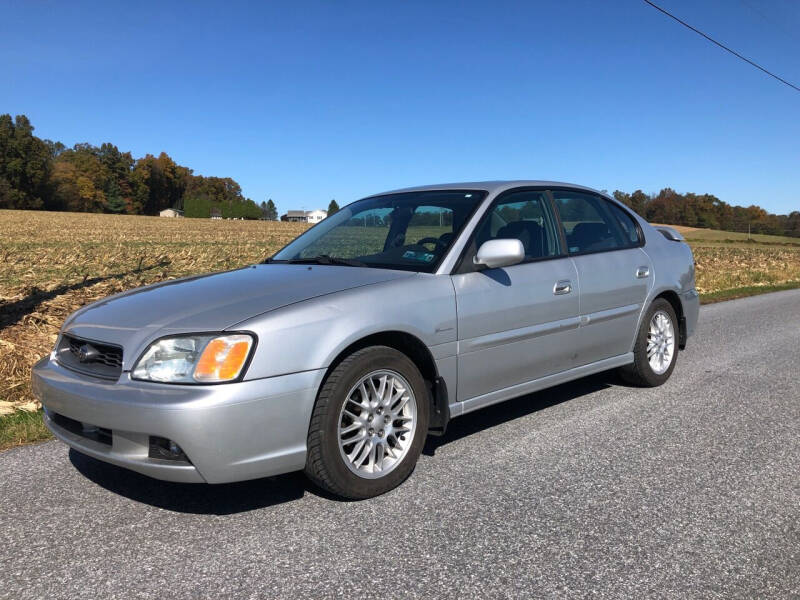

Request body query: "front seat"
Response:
[496, 221, 546, 258]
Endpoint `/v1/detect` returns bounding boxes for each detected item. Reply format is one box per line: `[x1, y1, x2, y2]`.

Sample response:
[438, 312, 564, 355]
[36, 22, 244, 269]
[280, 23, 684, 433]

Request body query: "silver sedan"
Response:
[33, 181, 699, 499]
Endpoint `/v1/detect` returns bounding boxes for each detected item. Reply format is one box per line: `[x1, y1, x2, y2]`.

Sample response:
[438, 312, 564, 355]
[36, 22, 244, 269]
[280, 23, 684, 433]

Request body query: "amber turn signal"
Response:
[193, 335, 253, 382]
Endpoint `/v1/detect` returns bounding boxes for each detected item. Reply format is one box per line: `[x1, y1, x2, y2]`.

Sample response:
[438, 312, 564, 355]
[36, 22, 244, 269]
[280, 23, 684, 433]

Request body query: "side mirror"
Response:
[473, 239, 525, 269]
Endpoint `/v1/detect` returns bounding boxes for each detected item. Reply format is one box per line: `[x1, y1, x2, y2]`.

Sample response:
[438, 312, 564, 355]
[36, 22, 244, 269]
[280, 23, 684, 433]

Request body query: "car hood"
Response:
[62, 264, 413, 367]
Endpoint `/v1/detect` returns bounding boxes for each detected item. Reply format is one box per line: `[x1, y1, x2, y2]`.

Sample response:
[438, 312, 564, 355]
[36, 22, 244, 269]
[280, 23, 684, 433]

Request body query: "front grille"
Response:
[55, 334, 123, 380]
[67, 336, 122, 369]
[51, 412, 112, 446]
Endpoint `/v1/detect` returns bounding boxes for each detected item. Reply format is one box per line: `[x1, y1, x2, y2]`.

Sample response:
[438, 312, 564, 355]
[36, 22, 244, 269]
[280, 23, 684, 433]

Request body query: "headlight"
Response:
[132, 334, 255, 383]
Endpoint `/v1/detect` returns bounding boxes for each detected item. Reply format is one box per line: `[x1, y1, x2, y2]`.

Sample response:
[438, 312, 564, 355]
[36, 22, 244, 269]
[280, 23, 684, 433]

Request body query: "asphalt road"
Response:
[2, 290, 799, 599]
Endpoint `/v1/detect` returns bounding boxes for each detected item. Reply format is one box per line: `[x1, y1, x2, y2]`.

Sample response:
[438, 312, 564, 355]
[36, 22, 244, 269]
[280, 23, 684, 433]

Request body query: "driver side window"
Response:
[473, 190, 561, 261]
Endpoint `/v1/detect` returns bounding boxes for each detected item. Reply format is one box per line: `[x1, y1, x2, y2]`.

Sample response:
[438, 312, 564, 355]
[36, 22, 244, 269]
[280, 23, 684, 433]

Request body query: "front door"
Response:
[452, 189, 580, 402]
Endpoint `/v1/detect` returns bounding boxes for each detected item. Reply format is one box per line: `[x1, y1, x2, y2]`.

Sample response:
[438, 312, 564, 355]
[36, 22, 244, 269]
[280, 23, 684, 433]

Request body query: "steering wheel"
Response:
[415, 237, 447, 252]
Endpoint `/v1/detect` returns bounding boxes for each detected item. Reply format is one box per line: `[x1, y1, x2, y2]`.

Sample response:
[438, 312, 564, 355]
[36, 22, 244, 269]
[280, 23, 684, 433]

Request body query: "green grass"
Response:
[700, 281, 800, 304]
[0, 410, 52, 451]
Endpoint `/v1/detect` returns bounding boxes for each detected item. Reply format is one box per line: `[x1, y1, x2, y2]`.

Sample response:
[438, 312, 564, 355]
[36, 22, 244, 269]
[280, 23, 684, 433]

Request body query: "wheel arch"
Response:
[319, 330, 450, 435]
[652, 290, 687, 349]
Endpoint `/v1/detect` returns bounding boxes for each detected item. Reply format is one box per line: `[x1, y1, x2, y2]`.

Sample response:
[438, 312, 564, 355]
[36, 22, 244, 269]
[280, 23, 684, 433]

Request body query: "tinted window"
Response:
[552, 191, 630, 254]
[607, 202, 642, 246]
[472, 190, 561, 260]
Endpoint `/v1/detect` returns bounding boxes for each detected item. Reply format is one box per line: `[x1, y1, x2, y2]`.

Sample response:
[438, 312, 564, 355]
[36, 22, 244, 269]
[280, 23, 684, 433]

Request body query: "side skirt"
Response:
[448, 353, 633, 419]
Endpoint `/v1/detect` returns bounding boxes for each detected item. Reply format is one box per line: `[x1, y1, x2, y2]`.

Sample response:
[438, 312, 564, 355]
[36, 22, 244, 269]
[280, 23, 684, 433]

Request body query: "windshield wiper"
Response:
[284, 255, 367, 268]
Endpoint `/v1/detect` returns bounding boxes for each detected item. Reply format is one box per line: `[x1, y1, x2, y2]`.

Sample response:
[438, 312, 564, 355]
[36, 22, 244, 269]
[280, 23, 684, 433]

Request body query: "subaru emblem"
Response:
[77, 344, 94, 363]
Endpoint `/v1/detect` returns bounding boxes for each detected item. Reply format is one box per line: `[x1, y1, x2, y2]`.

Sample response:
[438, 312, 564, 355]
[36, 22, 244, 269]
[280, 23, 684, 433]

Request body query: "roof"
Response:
[367, 180, 610, 199]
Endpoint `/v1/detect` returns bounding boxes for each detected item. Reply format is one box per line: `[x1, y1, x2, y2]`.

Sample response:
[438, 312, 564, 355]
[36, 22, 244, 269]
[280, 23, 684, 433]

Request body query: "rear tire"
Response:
[304, 346, 430, 499]
[619, 298, 679, 387]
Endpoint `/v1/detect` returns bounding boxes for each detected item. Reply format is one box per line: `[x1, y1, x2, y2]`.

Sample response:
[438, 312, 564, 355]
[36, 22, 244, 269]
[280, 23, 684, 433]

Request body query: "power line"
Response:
[643, 0, 800, 94]
[738, 0, 800, 45]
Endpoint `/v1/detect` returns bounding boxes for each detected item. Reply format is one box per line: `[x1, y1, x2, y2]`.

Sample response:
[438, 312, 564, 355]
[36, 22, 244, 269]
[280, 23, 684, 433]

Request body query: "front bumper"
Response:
[32, 356, 325, 484]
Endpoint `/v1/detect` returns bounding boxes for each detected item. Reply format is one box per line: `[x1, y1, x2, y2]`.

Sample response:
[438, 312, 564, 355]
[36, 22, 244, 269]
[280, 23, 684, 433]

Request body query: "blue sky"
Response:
[2, 0, 798, 215]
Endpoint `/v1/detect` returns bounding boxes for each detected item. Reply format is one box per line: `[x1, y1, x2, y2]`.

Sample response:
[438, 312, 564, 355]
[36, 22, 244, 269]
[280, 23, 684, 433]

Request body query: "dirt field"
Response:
[2, 210, 800, 416]
[0, 210, 308, 415]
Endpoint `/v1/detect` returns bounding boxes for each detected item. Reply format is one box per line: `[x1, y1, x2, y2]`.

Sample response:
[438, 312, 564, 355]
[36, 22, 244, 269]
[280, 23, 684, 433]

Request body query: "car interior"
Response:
[566, 221, 616, 253]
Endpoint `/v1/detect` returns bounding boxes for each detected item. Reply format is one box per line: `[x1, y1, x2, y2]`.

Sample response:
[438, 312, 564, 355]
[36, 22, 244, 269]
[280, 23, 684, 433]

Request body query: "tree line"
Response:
[611, 188, 799, 238]
[0, 114, 265, 219]
[2, 113, 797, 234]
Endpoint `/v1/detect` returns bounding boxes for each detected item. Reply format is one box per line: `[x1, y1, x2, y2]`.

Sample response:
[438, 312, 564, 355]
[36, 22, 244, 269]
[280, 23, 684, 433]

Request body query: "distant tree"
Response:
[646, 188, 682, 224]
[182, 177, 260, 219]
[613, 190, 649, 217]
[0, 114, 52, 209]
[44, 139, 66, 157]
[50, 145, 110, 212]
[788, 211, 800, 237]
[105, 179, 127, 213]
[241, 198, 262, 219]
[45, 141, 143, 213]
[327, 199, 340, 215]
[613, 190, 632, 209]
[131, 152, 191, 214]
[629, 190, 649, 217]
[262, 198, 278, 220]
[97, 143, 135, 213]
[184, 194, 210, 218]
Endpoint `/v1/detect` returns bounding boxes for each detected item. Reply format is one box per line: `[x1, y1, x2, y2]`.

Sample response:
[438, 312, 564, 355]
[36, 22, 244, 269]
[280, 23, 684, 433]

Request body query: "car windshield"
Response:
[270, 190, 487, 272]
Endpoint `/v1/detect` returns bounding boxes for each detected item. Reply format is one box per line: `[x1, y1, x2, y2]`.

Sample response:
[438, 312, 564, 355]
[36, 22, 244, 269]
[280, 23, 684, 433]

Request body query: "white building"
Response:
[305, 209, 327, 223]
[159, 208, 184, 218]
[282, 209, 328, 223]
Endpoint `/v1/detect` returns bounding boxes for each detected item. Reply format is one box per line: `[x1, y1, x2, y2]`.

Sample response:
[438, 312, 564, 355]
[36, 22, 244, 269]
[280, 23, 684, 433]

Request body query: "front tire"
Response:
[304, 346, 430, 499]
[620, 298, 679, 387]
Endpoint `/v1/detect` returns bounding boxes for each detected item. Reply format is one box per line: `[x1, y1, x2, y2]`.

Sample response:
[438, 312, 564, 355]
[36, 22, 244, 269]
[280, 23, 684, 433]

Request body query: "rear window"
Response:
[607, 202, 642, 246]
[552, 191, 633, 254]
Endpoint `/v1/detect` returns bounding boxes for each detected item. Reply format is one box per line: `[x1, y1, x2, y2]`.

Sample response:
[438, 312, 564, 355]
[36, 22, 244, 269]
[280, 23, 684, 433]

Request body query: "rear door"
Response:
[452, 189, 580, 402]
[551, 190, 652, 366]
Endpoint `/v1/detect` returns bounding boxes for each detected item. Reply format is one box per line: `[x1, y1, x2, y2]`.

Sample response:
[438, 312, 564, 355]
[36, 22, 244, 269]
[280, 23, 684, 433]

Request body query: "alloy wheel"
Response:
[337, 370, 417, 479]
[647, 310, 675, 375]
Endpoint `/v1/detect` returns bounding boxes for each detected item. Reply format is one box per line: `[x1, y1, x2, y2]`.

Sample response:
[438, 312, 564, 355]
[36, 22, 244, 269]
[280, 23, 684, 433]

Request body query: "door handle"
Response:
[553, 280, 572, 295]
[636, 266, 650, 279]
